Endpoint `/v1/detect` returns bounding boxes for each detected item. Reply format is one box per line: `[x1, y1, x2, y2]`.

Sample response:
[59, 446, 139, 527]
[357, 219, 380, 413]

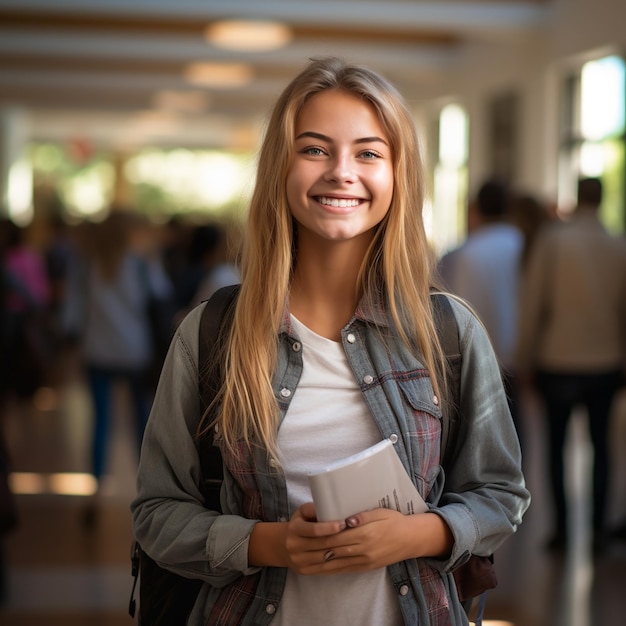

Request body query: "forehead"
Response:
[295, 89, 387, 137]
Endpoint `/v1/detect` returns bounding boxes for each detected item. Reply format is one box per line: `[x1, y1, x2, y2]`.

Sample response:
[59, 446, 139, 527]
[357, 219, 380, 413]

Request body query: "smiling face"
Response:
[286, 89, 394, 248]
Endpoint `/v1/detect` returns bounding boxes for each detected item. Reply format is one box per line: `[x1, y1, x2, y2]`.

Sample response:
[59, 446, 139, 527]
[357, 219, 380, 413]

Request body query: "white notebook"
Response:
[308, 439, 428, 522]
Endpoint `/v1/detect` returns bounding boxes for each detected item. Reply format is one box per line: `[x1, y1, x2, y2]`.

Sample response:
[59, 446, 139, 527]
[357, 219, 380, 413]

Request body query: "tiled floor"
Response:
[1, 349, 625, 626]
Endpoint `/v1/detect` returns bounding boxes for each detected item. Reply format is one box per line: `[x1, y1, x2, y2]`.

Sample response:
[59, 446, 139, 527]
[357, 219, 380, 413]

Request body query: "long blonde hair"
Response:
[206, 57, 446, 457]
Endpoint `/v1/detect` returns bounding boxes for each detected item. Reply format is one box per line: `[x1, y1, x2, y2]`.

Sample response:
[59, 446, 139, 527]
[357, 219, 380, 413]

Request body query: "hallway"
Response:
[1, 349, 625, 626]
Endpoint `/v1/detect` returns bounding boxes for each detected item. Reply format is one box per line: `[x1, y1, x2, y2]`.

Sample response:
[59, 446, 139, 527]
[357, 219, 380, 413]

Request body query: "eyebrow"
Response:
[295, 131, 388, 146]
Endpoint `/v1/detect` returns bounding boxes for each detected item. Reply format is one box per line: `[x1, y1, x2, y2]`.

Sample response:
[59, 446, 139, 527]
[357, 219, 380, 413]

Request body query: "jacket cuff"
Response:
[207, 515, 262, 576]
[425, 505, 478, 572]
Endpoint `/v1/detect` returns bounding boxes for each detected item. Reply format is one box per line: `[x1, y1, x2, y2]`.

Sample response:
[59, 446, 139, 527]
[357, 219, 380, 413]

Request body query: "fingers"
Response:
[315, 509, 413, 573]
[298, 502, 317, 522]
[285, 505, 408, 575]
[285, 514, 374, 575]
[291, 503, 347, 537]
[285, 503, 349, 574]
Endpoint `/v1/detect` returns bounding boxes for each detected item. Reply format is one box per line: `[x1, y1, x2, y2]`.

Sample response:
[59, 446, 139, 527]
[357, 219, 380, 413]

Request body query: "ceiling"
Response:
[0, 0, 552, 151]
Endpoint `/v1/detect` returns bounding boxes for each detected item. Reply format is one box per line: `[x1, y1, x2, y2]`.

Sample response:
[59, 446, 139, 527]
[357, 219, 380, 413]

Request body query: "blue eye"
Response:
[303, 146, 325, 156]
[360, 150, 380, 159]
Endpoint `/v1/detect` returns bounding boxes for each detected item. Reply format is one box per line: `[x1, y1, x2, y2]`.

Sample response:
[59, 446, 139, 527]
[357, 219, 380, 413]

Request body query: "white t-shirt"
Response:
[272, 315, 404, 626]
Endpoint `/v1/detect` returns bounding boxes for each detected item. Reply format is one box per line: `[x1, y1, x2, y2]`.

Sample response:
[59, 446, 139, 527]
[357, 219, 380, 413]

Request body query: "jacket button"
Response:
[389, 434, 399, 443]
[265, 604, 277, 615]
[347, 333, 356, 343]
[399, 584, 409, 596]
[433, 395, 439, 406]
[292, 341, 302, 352]
[363, 374, 374, 385]
[280, 388, 291, 398]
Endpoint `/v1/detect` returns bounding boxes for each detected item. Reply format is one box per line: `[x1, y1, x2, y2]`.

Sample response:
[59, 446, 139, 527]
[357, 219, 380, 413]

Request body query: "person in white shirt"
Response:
[438, 180, 524, 440]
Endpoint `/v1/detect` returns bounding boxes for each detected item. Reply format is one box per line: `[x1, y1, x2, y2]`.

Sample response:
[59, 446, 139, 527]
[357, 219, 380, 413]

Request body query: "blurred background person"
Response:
[0, 221, 20, 606]
[516, 177, 626, 554]
[172, 222, 217, 318]
[438, 179, 524, 442]
[78, 209, 173, 526]
[0, 219, 52, 401]
[44, 213, 87, 352]
[173, 222, 241, 324]
[187, 222, 240, 308]
[510, 191, 554, 271]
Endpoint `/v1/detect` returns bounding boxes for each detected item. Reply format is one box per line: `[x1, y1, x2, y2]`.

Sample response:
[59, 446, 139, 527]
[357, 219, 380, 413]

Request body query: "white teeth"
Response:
[318, 196, 360, 208]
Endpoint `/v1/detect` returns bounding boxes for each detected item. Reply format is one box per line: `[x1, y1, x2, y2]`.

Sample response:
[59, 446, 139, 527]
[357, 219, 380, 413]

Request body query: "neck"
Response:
[289, 238, 368, 340]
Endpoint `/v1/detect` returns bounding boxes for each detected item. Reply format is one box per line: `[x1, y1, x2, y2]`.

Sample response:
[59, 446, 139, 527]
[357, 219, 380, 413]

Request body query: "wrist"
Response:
[248, 521, 289, 567]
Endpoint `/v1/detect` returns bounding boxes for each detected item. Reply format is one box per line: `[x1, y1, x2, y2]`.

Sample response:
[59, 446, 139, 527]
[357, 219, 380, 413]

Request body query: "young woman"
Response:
[132, 57, 530, 625]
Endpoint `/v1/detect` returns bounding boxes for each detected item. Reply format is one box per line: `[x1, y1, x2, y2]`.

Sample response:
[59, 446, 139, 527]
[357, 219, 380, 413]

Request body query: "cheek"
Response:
[373, 168, 394, 208]
[285, 167, 305, 205]
[285, 171, 297, 211]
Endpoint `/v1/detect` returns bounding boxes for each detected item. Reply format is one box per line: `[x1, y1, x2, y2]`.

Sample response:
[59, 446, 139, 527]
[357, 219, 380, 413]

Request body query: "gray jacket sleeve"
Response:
[430, 297, 530, 571]
[130, 303, 260, 586]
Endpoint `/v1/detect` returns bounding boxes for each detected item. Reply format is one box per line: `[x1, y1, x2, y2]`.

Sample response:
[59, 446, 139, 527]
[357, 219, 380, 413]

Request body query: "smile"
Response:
[316, 196, 361, 208]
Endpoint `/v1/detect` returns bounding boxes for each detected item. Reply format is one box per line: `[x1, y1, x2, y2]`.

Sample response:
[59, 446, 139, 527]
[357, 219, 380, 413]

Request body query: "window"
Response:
[559, 55, 625, 233]
[430, 103, 469, 254]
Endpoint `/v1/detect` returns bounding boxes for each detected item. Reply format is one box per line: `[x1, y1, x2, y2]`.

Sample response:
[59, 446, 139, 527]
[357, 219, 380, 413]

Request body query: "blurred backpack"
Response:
[129, 286, 496, 625]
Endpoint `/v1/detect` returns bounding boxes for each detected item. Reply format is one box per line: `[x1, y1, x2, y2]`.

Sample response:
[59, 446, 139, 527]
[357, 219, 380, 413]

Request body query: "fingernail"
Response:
[346, 517, 358, 528]
[324, 550, 335, 562]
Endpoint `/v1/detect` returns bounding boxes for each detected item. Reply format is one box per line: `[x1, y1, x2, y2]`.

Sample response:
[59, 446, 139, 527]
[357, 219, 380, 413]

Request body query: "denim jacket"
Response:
[131, 294, 530, 626]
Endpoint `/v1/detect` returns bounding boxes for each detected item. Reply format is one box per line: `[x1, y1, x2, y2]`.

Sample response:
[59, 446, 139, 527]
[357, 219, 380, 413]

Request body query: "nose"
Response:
[324, 153, 357, 183]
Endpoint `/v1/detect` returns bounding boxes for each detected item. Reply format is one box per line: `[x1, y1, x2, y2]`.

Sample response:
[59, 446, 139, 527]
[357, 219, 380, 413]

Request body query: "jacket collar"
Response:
[278, 289, 390, 335]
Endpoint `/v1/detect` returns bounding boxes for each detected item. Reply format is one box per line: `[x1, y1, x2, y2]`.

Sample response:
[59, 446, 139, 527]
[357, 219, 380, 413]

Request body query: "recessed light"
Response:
[184, 62, 254, 88]
[206, 20, 292, 52]
[153, 90, 211, 113]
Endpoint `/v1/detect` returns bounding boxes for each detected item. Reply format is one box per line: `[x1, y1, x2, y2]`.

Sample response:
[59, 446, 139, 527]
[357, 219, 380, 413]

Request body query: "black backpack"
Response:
[129, 286, 496, 625]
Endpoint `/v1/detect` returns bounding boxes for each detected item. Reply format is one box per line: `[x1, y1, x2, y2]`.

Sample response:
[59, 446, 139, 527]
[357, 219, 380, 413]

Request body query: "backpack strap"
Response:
[198, 284, 240, 411]
[430, 292, 462, 469]
[197, 284, 240, 511]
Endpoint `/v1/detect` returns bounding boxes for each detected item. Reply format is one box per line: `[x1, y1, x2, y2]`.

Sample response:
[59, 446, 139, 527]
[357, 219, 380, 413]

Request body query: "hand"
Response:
[308, 507, 423, 575]
[284, 504, 452, 576]
[283, 502, 347, 575]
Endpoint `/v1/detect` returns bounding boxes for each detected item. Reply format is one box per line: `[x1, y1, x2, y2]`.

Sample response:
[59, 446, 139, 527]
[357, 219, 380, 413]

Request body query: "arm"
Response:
[248, 503, 453, 575]
[434, 300, 531, 570]
[131, 304, 258, 587]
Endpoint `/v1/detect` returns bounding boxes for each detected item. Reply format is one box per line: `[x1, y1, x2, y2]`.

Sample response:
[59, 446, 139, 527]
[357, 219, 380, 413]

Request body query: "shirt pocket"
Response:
[397, 375, 443, 498]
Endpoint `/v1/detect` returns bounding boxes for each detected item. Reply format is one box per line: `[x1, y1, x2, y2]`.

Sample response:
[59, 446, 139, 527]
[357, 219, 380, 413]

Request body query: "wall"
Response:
[432, 0, 626, 204]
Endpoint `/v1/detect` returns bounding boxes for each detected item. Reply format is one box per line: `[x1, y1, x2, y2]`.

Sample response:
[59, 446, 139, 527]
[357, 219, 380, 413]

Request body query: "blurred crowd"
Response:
[0, 178, 625, 601]
[437, 176, 626, 556]
[0, 206, 241, 589]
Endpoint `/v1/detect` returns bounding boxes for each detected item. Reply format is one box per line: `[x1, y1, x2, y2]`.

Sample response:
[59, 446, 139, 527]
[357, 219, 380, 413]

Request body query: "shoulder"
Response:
[179, 300, 205, 330]
[431, 291, 484, 346]
[174, 302, 206, 363]
[175, 285, 238, 360]
[432, 291, 477, 324]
